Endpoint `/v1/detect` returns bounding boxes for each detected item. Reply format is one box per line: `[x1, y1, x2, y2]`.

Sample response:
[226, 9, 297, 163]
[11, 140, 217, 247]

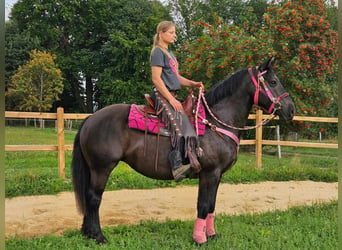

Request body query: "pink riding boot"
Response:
[206, 213, 216, 238]
[193, 218, 207, 244]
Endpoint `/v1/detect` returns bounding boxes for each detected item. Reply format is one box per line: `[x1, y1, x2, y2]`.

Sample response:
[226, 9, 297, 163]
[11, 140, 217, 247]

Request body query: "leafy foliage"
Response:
[176, 16, 274, 86]
[176, 0, 337, 136]
[5, 21, 42, 87]
[264, 1, 338, 117]
[7, 50, 64, 112]
[5, 0, 338, 136]
[263, 0, 338, 136]
[7, 0, 170, 112]
[96, 0, 170, 107]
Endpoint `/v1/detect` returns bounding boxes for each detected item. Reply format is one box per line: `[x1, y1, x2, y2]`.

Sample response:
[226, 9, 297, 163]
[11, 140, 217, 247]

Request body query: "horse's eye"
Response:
[270, 80, 277, 86]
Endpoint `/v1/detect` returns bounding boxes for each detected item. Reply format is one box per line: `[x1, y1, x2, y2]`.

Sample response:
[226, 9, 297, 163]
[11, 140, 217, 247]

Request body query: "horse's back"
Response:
[82, 104, 130, 136]
[79, 104, 131, 167]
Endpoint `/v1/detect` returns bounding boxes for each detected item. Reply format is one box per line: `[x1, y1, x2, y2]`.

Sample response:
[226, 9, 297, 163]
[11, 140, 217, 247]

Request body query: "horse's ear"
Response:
[269, 57, 276, 67]
[259, 56, 276, 71]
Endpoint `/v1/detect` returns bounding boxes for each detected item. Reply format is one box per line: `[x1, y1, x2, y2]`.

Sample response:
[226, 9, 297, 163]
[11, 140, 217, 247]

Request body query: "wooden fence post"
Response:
[57, 107, 65, 178]
[255, 109, 263, 168]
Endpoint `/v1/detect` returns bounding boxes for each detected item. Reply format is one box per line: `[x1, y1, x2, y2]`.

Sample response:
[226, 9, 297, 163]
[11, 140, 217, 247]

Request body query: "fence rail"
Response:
[5, 108, 338, 178]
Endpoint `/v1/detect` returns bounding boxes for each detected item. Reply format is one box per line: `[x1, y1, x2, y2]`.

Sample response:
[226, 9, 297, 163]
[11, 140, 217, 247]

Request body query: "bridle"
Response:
[194, 67, 290, 147]
[248, 67, 289, 114]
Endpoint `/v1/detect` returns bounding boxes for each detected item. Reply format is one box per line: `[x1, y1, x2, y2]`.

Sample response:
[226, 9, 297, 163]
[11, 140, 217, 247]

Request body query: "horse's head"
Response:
[251, 57, 295, 121]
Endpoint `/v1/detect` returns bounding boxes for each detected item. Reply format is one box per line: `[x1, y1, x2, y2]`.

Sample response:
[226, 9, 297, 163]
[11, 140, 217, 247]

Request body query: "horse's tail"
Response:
[71, 117, 90, 216]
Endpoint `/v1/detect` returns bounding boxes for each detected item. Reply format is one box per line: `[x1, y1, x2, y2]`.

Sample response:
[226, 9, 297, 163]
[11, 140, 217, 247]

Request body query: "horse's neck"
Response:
[206, 94, 253, 129]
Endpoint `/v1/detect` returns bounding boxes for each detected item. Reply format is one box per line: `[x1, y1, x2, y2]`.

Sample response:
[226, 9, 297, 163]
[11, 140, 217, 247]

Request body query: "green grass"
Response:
[5, 126, 338, 198]
[263, 144, 338, 157]
[5, 126, 75, 145]
[5, 201, 337, 249]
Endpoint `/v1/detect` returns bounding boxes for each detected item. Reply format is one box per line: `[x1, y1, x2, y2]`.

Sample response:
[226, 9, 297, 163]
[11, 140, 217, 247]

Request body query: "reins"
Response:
[194, 67, 289, 137]
[198, 88, 277, 132]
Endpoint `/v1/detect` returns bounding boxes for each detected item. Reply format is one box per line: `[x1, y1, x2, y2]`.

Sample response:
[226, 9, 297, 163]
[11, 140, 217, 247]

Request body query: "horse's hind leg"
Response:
[81, 166, 113, 244]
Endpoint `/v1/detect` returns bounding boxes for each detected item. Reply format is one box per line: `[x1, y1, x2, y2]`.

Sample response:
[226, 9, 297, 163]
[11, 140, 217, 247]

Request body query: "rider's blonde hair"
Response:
[150, 21, 175, 57]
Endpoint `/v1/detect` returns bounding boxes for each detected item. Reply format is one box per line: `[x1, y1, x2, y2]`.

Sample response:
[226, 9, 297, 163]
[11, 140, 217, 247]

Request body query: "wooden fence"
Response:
[5, 107, 338, 178]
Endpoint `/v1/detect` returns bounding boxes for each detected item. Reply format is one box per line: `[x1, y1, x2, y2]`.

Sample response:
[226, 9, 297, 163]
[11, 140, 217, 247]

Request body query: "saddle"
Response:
[136, 93, 196, 123]
[128, 91, 205, 137]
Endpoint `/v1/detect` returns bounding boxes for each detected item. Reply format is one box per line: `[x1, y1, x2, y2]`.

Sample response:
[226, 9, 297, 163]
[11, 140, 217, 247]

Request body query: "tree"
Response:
[5, 21, 42, 89]
[167, 0, 208, 42]
[9, 0, 115, 112]
[176, 0, 337, 137]
[176, 16, 274, 86]
[7, 50, 64, 114]
[8, 0, 170, 112]
[168, 0, 269, 43]
[95, 0, 171, 107]
[264, 0, 338, 136]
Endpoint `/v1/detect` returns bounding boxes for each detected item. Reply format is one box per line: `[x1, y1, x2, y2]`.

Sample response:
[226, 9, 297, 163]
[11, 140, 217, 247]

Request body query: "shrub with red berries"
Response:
[177, 0, 337, 137]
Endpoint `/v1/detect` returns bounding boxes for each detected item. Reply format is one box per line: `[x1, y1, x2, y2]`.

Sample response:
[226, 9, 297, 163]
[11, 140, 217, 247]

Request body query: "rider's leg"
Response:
[168, 150, 191, 182]
[154, 89, 201, 181]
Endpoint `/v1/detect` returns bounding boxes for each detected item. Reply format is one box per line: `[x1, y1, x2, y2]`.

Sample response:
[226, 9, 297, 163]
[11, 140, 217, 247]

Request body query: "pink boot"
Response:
[193, 218, 207, 244]
[206, 213, 216, 238]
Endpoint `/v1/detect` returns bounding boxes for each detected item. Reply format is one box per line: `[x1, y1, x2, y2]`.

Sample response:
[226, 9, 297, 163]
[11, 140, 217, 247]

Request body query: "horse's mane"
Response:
[204, 68, 247, 106]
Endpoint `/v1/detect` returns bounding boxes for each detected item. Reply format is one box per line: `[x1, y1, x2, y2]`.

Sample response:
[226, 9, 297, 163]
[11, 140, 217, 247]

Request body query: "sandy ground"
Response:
[5, 181, 338, 239]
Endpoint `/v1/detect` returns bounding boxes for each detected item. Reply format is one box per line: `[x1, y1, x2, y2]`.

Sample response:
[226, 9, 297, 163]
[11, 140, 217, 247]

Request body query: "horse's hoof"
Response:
[82, 229, 108, 244]
[194, 239, 207, 246]
[207, 234, 218, 240]
[95, 234, 108, 245]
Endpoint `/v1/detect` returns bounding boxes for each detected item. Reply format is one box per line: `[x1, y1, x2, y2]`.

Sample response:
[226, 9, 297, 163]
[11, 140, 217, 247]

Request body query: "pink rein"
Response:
[193, 67, 289, 147]
[195, 88, 240, 147]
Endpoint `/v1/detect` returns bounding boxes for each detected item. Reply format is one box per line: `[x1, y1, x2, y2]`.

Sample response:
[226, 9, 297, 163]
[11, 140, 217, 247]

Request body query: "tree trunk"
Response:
[85, 76, 93, 113]
[69, 74, 86, 113]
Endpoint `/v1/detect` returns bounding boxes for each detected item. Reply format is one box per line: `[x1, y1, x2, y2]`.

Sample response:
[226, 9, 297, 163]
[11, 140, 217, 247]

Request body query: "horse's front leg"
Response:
[193, 169, 221, 245]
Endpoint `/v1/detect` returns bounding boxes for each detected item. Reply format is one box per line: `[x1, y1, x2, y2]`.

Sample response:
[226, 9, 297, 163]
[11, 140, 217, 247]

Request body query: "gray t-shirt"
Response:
[150, 47, 181, 91]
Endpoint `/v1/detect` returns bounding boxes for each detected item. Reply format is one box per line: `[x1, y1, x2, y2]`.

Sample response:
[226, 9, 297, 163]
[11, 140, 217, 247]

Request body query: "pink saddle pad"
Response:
[128, 103, 206, 135]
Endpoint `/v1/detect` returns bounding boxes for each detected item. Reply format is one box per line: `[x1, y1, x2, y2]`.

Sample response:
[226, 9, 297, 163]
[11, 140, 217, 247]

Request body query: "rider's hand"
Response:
[169, 98, 183, 112]
[192, 81, 205, 91]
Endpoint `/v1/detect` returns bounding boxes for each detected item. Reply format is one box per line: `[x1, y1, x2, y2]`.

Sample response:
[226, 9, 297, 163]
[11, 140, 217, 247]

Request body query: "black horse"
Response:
[72, 57, 295, 244]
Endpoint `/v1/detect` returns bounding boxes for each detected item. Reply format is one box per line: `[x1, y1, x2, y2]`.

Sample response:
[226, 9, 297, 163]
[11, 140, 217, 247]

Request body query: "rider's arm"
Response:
[178, 75, 204, 90]
[151, 66, 182, 112]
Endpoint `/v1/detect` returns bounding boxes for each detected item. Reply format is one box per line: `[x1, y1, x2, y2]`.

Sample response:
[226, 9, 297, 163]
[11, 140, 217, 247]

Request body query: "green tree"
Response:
[167, 0, 208, 42]
[168, 0, 269, 43]
[9, 0, 115, 112]
[7, 50, 64, 113]
[96, 0, 170, 107]
[176, 16, 274, 87]
[177, 0, 337, 137]
[8, 0, 170, 112]
[264, 0, 338, 136]
[5, 21, 42, 89]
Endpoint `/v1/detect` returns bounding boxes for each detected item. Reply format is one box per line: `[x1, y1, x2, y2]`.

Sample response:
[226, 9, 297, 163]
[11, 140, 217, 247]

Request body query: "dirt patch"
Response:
[5, 181, 337, 239]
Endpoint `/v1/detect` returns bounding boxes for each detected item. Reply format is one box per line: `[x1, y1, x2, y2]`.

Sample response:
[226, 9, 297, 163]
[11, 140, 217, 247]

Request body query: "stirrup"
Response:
[172, 164, 191, 182]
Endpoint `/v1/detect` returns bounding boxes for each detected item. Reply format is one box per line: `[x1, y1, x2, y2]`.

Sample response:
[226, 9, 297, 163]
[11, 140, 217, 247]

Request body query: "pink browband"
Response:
[248, 68, 289, 114]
